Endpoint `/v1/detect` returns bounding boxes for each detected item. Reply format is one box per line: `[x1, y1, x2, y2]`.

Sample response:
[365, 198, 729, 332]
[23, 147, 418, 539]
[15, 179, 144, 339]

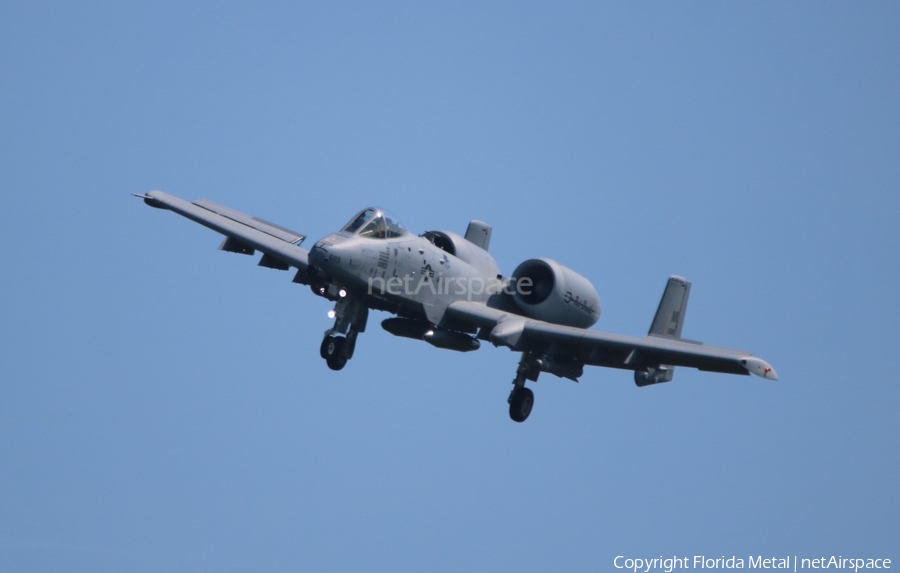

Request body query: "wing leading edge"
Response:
[445, 300, 778, 382]
[138, 191, 311, 274]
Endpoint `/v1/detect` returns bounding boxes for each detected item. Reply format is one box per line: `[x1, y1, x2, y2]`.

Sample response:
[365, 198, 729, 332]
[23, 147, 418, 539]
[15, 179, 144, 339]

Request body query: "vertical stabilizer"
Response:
[464, 220, 492, 251]
[648, 276, 691, 338]
[635, 276, 691, 387]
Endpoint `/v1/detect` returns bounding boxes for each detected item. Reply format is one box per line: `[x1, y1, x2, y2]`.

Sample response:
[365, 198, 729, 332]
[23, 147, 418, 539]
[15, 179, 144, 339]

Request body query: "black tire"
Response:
[322, 336, 347, 370]
[326, 353, 348, 371]
[509, 387, 534, 423]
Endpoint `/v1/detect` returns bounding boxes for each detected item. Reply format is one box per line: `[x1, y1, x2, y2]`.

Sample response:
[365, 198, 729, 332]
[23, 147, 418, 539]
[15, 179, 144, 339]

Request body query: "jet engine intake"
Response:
[511, 258, 601, 328]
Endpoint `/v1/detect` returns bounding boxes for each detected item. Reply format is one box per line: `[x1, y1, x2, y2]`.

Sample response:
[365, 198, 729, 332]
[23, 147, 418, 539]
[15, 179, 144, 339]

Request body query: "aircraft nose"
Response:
[309, 238, 363, 289]
[308, 234, 347, 271]
[309, 243, 327, 268]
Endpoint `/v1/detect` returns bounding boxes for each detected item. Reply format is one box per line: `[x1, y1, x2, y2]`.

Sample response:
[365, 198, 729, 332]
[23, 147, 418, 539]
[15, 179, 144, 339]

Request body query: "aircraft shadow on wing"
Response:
[137, 191, 777, 423]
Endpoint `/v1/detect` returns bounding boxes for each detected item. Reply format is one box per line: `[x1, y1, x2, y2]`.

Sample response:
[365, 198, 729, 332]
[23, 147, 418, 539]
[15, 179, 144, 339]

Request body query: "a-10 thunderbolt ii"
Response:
[137, 191, 778, 423]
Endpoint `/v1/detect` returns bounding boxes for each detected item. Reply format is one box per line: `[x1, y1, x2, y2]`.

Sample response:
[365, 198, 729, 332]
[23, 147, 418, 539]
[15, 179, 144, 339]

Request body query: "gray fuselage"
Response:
[308, 223, 501, 325]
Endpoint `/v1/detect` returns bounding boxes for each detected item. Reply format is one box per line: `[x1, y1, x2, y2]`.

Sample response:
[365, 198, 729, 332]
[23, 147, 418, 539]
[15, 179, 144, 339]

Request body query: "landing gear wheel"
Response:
[509, 387, 534, 423]
[320, 335, 337, 359]
[326, 353, 348, 371]
[321, 336, 348, 371]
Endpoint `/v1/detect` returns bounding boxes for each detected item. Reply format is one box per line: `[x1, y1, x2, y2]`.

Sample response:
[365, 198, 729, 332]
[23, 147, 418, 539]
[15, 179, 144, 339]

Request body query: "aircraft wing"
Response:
[138, 191, 312, 275]
[445, 300, 778, 382]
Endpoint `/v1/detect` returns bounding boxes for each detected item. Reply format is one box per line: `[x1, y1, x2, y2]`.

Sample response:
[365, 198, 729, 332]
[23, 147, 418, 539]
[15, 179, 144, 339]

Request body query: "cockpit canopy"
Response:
[341, 207, 407, 239]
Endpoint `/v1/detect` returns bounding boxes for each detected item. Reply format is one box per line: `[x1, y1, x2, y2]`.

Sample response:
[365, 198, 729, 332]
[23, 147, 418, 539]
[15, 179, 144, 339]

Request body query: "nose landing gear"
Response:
[320, 334, 351, 370]
[320, 293, 368, 371]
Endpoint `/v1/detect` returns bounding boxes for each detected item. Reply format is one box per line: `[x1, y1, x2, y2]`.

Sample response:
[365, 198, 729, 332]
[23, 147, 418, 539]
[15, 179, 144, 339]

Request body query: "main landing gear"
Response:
[320, 332, 356, 371]
[509, 386, 534, 423]
[508, 352, 541, 423]
[320, 293, 368, 371]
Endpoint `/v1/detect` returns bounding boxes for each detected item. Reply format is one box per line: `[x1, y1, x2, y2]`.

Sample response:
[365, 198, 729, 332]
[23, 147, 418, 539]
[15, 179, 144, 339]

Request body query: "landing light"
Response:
[328, 310, 336, 319]
[339, 289, 347, 298]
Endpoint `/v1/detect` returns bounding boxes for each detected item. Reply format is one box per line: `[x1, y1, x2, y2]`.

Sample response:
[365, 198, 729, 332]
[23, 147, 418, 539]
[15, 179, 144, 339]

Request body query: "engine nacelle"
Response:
[511, 258, 601, 328]
[422, 230, 500, 280]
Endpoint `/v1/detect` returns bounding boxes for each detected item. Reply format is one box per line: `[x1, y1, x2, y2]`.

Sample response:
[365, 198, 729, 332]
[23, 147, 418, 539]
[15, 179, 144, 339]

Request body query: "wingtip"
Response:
[741, 357, 778, 381]
[135, 190, 169, 210]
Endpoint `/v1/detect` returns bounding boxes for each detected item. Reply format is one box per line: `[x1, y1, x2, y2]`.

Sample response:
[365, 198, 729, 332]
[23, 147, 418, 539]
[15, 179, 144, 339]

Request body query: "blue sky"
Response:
[1, 2, 898, 571]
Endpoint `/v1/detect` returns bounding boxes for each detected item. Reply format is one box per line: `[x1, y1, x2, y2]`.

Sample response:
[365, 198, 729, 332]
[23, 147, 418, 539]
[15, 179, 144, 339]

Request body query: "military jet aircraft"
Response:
[137, 191, 778, 422]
